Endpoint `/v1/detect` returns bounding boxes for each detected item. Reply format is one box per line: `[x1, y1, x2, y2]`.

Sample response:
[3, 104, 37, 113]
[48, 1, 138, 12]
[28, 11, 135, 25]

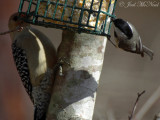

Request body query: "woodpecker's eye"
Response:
[13, 16, 18, 21]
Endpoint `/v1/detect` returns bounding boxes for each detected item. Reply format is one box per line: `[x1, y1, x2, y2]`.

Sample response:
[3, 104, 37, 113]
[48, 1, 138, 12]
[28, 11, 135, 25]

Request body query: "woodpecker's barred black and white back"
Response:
[12, 40, 34, 103]
[9, 13, 57, 120]
[11, 39, 54, 120]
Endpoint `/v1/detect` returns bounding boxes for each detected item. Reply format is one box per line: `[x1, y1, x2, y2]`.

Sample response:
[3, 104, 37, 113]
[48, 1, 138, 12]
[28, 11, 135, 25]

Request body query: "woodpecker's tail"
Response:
[34, 107, 46, 120]
[142, 45, 154, 60]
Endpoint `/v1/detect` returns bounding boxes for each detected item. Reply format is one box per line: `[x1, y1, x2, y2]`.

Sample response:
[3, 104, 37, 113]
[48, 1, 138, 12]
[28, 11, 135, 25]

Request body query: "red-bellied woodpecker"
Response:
[8, 12, 57, 120]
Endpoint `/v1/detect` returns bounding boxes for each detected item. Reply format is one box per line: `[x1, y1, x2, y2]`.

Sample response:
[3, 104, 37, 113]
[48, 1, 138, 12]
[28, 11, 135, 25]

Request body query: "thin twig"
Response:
[0, 26, 23, 35]
[128, 90, 146, 120]
[135, 86, 160, 120]
[154, 114, 160, 120]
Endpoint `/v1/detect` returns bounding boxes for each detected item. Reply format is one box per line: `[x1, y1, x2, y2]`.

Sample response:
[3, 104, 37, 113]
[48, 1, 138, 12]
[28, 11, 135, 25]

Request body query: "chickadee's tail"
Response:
[142, 45, 154, 60]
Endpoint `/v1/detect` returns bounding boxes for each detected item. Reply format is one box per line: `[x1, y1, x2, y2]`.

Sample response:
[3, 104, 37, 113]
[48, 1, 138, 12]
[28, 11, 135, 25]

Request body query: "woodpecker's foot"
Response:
[56, 57, 70, 76]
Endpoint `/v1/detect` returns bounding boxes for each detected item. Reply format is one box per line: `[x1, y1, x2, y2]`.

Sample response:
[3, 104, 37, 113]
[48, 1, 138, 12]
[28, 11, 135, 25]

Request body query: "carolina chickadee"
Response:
[112, 18, 154, 60]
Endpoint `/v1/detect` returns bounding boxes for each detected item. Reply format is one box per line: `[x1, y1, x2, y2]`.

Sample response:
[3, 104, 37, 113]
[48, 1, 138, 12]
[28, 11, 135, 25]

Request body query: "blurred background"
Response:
[0, 0, 160, 120]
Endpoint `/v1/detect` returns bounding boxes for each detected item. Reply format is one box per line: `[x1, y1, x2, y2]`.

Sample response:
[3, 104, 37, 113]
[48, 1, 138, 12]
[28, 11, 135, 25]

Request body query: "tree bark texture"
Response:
[47, 31, 107, 120]
[46, 1, 116, 119]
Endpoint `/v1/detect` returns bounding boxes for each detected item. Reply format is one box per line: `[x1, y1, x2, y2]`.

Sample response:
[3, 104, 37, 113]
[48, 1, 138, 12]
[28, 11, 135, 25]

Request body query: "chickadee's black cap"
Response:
[113, 18, 133, 39]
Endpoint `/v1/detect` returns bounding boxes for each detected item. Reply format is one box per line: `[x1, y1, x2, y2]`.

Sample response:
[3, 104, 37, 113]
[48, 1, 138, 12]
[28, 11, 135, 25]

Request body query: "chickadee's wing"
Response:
[138, 36, 143, 52]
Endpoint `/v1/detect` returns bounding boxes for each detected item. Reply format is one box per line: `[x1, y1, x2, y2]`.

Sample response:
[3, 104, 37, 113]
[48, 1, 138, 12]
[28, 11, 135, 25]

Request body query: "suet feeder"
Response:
[18, 0, 117, 36]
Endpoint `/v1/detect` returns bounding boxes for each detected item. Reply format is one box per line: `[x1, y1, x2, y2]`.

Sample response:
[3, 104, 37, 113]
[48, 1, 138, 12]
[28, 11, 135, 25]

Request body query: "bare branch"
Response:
[135, 86, 160, 120]
[128, 90, 146, 120]
[154, 113, 160, 120]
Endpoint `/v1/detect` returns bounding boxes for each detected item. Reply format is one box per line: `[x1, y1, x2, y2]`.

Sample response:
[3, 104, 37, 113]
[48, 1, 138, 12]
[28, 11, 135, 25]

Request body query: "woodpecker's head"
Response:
[8, 12, 30, 30]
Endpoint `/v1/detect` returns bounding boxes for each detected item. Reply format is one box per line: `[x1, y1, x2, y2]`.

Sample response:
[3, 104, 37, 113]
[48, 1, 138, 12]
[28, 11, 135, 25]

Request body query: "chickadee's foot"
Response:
[106, 35, 117, 47]
[111, 15, 116, 22]
[106, 34, 111, 40]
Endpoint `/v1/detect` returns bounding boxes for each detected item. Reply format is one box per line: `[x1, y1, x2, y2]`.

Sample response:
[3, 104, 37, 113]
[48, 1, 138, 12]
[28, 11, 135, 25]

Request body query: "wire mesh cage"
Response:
[18, 0, 117, 36]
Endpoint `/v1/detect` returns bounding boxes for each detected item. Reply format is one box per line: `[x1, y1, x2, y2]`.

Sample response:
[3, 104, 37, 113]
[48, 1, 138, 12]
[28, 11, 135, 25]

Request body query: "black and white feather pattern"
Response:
[12, 40, 33, 103]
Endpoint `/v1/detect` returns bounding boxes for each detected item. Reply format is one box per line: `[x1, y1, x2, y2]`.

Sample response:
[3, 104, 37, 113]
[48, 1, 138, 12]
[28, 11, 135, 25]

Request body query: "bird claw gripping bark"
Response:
[106, 34, 117, 47]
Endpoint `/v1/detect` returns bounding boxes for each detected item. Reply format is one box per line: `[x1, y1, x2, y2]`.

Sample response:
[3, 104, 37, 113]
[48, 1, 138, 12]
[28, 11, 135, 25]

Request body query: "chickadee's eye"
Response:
[13, 16, 18, 21]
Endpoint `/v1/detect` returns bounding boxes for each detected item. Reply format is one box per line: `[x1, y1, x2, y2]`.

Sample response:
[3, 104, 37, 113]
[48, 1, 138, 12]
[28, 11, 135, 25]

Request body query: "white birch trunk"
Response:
[46, 2, 116, 119]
